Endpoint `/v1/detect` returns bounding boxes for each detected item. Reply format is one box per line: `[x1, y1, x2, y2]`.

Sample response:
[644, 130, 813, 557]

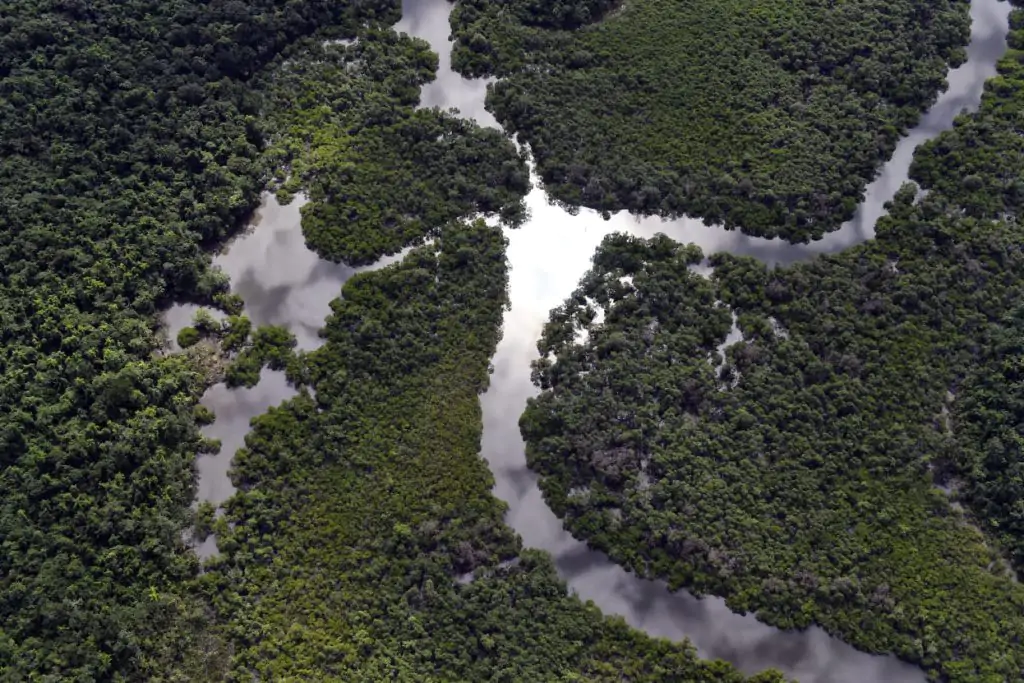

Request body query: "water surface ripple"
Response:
[167, 0, 1010, 677]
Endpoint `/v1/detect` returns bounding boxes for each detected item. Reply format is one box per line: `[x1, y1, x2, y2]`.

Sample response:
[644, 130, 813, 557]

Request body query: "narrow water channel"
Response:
[165, 0, 1011, 677]
[164, 195, 404, 555]
[402, 0, 1010, 679]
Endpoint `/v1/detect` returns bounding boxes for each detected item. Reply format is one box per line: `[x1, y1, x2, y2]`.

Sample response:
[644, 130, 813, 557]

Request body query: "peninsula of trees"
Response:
[450, 0, 970, 240]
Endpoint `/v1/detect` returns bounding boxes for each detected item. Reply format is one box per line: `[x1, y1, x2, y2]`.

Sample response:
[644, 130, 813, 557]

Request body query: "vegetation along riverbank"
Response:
[3, 0, 1023, 679]
[0, 0, 775, 679]
[196, 218, 786, 682]
[450, 0, 970, 240]
[0, 0, 527, 678]
[522, 3, 1024, 681]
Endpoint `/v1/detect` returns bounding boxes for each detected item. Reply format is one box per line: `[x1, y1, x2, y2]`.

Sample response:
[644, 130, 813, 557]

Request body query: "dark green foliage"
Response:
[193, 404, 216, 426]
[250, 326, 299, 372]
[450, 0, 969, 238]
[951, 306, 1024, 572]
[223, 357, 262, 389]
[0, 0, 433, 678]
[521, 10, 1024, 681]
[224, 325, 298, 388]
[220, 315, 253, 353]
[198, 436, 223, 456]
[0, 348, 218, 680]
[214, 292, 246, 316]
[910, 38, 1024, 222]
[489, 0, 620, 30]
[195, 501, 217, 543]
[192, 309, 223, 336]
[177, 326, 202, 348]
[200, 220, 782, 682]
[186, 314, 297, 385]
[259, 31, 530, 265]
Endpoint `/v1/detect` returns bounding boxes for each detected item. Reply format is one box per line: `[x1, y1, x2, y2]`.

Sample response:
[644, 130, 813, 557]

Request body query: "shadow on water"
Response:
[161, 0, 1011, 675]
[399, 0, 1010, 680]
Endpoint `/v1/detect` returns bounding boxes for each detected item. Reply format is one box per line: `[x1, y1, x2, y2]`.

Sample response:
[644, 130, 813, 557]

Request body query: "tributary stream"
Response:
[164, 0, 1011, 679]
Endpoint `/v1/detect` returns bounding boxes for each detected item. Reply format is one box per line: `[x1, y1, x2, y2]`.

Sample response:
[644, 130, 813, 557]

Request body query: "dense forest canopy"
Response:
[449, 0, 970, 240]
[0, 0, 516, 678]
[258, 30, 530, 265]
[195, 219, 786, 682]
[0, 0, 405, 676]
[0, 0, 777, 679]
[952, 305, 1024, 571]
[6, 0, 1024, 678]
[908, 4, 1024, 579]
[521, 4, 1024, 682]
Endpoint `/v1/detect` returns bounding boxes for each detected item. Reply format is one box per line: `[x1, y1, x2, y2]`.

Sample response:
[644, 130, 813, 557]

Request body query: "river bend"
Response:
[165, 0, 1011, 678]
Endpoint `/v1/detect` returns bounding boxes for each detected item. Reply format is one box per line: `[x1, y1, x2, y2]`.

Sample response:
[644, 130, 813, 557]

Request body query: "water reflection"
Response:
[189, 369, 297, 558]
[399, 0, 1009, 267]
[397, 5, 498, 129]
[204, 194, 406, 351]
[400, 0, 1009, 679]
[768, 0, 1012, 262]
[164, 0, 1011, 675]
[482, 190, 930, 681]
[164, 194, 403, 557]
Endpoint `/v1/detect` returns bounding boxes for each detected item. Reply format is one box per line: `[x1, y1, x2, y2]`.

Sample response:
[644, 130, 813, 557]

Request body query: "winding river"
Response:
[166, 0, 1011, 678]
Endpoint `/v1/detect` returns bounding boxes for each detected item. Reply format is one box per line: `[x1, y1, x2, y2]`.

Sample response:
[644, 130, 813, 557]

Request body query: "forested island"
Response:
[449, 0, 970, 239]
[521, 3, 1024, 681]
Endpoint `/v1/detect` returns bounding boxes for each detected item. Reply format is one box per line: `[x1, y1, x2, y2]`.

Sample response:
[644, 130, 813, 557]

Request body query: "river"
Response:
[165, 0, 1011, 677]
